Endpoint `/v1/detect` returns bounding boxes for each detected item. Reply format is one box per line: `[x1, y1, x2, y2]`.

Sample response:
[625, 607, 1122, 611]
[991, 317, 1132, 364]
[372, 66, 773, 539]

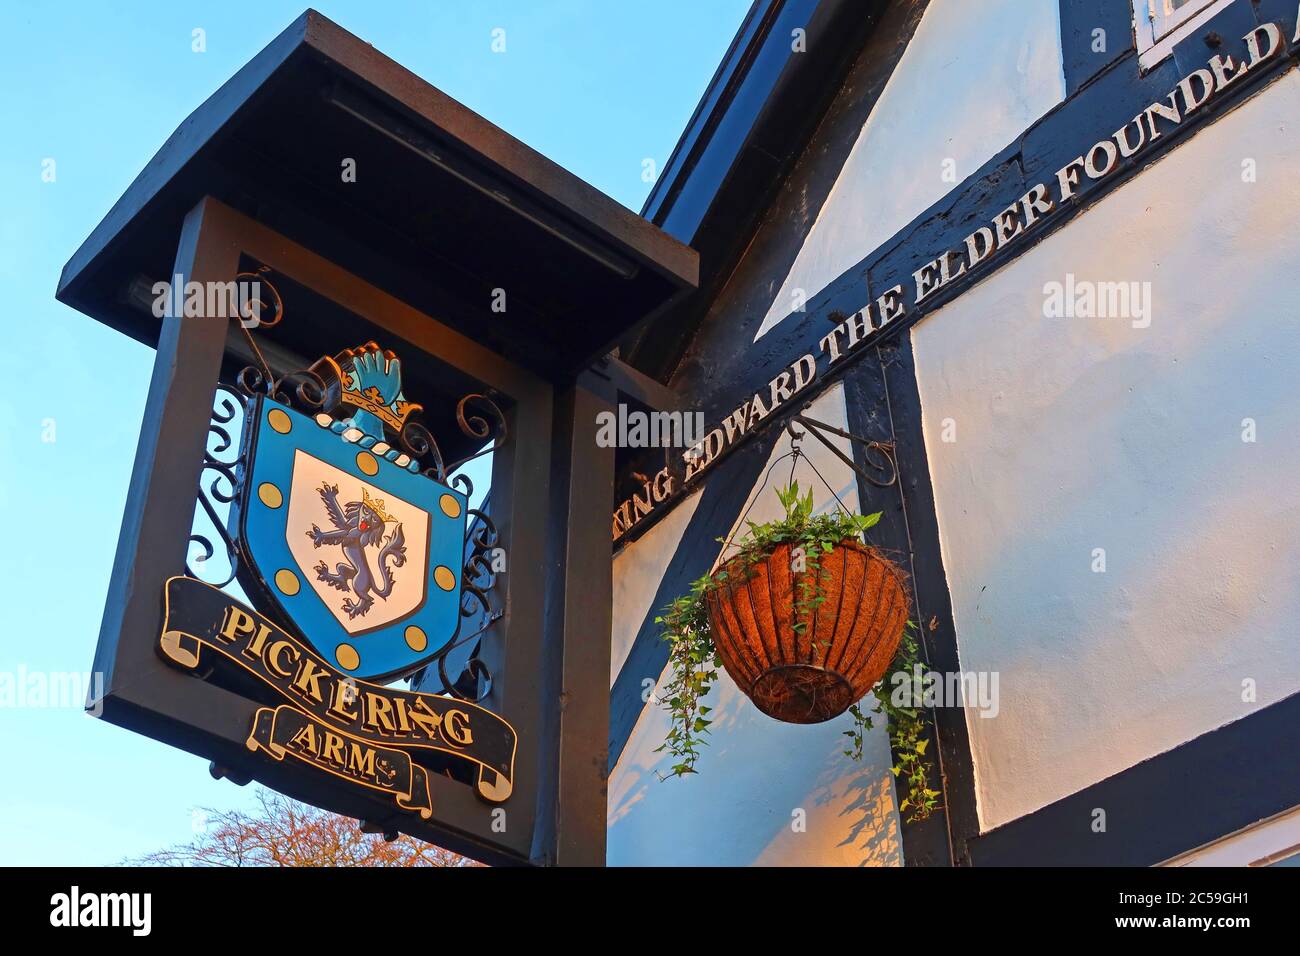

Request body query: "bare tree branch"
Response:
[124, 788, 479, 867]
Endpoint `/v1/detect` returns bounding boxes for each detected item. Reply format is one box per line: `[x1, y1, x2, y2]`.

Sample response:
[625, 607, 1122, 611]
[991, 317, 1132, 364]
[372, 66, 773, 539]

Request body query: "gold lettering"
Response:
[346, 742, 377, 779]
[364, 693, 397, 734]
[322, 730, 346, 766]
[444, 709, 474, 746]
[408, 697, 443, 740]
[266, 640, 299, 679]
[329, 681, 360, 721]
[289, 722, 318, 754]
[219, 606, 256, 643]
[632, 483, 653, 521]
[246, 623, 273, 660]
[291, 658, 330, 705]
[651, 467, 675, 503]
[393, 697, 413, 734]
[611, 500, 631, 539]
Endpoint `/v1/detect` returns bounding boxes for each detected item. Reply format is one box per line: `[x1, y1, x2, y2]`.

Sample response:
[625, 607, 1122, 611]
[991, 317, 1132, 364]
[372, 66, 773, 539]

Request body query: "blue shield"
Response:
[239, 396, 467, 682]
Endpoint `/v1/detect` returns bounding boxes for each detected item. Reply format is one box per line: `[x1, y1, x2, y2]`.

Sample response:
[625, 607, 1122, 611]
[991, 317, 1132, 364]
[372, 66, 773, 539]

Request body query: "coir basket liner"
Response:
[704, 540, 909, 723]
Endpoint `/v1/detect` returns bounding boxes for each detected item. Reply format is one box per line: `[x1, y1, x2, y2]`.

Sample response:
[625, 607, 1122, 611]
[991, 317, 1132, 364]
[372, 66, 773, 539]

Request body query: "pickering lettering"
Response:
[158, 576, 516, 810]
[248, 704, 435, 818]
[611, 21, 1288, 544]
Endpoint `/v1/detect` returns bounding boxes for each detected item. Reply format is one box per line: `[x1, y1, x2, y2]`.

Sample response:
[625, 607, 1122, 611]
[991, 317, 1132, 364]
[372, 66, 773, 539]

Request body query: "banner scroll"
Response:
[159, 576, 516, 807]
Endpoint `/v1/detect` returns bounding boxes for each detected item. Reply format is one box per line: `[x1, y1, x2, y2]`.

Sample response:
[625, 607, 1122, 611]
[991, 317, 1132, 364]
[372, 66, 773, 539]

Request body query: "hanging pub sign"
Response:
[58, 10, 700, 864]
[164, 335, 517, 815]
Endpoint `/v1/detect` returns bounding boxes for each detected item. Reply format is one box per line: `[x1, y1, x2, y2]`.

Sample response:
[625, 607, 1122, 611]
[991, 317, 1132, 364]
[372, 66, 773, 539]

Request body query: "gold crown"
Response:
[362, 488, 394, 524]
[337, 343, 419, 433]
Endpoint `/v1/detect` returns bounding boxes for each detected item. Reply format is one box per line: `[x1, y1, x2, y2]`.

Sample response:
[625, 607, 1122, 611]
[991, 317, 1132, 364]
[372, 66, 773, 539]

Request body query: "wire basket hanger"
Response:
[717, 403, 899, 558]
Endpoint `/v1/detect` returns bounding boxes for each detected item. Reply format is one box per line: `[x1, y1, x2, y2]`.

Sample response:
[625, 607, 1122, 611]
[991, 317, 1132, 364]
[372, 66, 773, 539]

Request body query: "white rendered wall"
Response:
[611, 490, 702, 682]
[911, 72, 1300, 831]
[607, 384, 903, 866]
[754, 0, 1065, 339]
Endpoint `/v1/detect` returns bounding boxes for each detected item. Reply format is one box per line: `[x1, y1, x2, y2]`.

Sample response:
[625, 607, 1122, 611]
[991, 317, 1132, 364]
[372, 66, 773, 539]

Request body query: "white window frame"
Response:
[1133, 0, 1237, 71]
[1161, 805, 1300, 866]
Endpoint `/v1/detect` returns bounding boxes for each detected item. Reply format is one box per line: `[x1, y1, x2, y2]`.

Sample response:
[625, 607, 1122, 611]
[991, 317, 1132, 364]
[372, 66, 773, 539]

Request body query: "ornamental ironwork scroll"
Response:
[174, 283, 516, 810]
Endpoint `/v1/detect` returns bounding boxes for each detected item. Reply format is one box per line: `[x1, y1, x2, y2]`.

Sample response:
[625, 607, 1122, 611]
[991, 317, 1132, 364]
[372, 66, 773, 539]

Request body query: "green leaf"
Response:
[656, 483, 927, 791]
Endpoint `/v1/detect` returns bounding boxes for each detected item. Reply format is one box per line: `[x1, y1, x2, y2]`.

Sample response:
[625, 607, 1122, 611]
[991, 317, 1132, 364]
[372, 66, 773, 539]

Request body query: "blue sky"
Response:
[0, 0, 748, 865]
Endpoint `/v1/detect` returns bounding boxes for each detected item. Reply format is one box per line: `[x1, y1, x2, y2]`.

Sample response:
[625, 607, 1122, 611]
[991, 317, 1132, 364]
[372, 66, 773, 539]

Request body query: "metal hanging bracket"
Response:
[785, 412, 899, 489]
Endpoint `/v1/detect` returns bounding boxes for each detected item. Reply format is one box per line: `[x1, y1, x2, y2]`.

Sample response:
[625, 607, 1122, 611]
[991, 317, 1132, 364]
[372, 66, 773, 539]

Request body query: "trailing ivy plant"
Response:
[842, 621, 941, 823]
[653, 572, 720, 779]
[653, 483, 940, 822]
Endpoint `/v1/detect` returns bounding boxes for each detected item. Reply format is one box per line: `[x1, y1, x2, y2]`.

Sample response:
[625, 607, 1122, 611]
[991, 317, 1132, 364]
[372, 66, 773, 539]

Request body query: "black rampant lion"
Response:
[307, 483, 407, 619]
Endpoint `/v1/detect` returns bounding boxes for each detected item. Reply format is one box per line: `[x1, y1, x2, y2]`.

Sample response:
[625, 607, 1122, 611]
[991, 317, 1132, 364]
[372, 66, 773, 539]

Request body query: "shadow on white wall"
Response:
[754, 0, 1066, 340]
[911, 73, 1300, 831]
[607, 384, 904, 865]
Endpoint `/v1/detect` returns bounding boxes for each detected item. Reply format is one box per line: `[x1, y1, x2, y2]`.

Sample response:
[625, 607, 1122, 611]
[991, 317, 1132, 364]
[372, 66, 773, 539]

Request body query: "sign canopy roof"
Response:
[57, 9, 698, 379]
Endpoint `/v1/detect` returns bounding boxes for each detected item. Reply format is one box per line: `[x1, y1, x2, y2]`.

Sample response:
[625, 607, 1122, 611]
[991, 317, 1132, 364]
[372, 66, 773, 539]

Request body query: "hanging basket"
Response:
[704, 540, 909, 724]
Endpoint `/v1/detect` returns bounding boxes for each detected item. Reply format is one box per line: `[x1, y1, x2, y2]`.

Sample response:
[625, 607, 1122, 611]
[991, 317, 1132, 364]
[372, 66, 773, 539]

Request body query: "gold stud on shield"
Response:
[405, 626, 427, 652]
[258, 482, 283, 508]
[335, 643, 360, 671]
[267, 408, 292, 434]
[434, 566, 455, 591]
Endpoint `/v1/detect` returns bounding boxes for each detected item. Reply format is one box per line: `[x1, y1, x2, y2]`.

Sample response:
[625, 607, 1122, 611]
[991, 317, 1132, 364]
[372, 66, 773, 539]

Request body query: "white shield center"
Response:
[285, 449, 431, 634]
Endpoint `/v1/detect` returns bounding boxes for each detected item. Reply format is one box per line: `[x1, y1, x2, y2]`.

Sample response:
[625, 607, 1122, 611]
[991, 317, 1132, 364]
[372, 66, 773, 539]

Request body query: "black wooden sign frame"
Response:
[90, 196, 613, 866]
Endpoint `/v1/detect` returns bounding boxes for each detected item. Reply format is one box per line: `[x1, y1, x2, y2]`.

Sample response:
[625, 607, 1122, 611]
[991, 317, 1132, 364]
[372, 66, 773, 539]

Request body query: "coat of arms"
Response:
[229, 342, 502, 684]
[168, 331, 516, 812]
